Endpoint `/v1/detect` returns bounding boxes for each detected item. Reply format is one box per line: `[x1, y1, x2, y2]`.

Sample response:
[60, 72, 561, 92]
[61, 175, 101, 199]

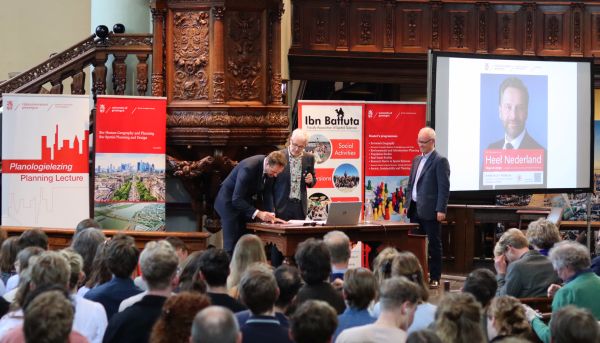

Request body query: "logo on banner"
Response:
[304, 107, 360, 127]
[6, 101, 13, 111]
[367, 109, 373, 118]
[99, 104, 106, 113]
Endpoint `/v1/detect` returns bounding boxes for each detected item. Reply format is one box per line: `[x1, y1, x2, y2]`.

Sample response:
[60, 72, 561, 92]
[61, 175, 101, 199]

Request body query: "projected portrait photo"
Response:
[479, 74, 548, 189]
[333, 163, 360, 192]
[306, 134, 332, 164]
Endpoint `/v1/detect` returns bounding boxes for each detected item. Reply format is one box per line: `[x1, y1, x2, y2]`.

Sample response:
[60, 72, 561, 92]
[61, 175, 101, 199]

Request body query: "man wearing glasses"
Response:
[405, 127, 450, 289]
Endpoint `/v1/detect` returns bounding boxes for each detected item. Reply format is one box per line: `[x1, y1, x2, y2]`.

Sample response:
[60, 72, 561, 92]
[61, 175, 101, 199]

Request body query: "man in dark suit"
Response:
[271, 129, 316, 220]
[214, 151, 287, 254]
[405, 127, 451, 289]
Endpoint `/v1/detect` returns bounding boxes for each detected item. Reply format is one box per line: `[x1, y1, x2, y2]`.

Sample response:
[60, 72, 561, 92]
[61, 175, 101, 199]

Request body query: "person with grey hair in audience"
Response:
[524, 240, 600, 343]
[336, 277, 421, 343]
[550, 305, 600, 343]
[238, 264, 292, 343]
[525, 218, 561, 256]
[290, 300, 338, 343]
[191, 306, 242, 343]
[103, 240, 179, 343]
[323, 230, 351, 283]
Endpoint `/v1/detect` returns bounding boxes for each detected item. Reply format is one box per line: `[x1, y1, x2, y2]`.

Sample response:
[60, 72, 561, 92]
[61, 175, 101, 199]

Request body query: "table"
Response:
[247, 221, 428, 276]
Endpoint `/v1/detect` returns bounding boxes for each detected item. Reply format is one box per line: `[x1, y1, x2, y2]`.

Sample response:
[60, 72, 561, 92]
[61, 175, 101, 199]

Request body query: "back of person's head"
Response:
[0, 236, 19, 274]
[462, 268, 497, 308]
[228, 234, 267, 289]
[59, 248, 84, 291]
[178, 250, 206, 293]
[16, 246, 44, 273]
[139, 240, 178, 290]
[295, 238, 331, 285]
[30, 251, 70, 289]
[549, 240, 591, 273]
[84, 240, 112, 288]
[526, 218, 560, 250]
[70, 227, 106, 281]
[239, 264, 277, 315]
[165, 236, 188, 262]
[406, 329, 442, 343]
[75, 218, 101, 234]
[497, 228, 528, 252]
[392, 251, 429, 302]
[266, 150, 287, 167]
[435, 293, 485, 343]
[199, 248, 230, 287]
[379, 276, 420, 312]
[191, 306, 240, 343]
[323, 230, 351, 264]
[343, 267, 377, 310]
[18, 228, 48, 251]
[23, 289, 73, 343]
[149, 291, 211, 343]
[107, 234, 139, 278]
[550, 305, 600, 343]
[290, 300, 338, 343]
[488, 296, 531, 338]
[274, 264, 302, 310]
[372, 247, 399, 285]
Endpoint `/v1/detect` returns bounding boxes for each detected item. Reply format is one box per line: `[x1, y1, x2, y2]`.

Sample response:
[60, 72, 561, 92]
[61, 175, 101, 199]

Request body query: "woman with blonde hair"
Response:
[487, 296, 532, 342]
[434, 292, 486, 343]
[371, 247, 399, 286]
[227, 234, 267, 298]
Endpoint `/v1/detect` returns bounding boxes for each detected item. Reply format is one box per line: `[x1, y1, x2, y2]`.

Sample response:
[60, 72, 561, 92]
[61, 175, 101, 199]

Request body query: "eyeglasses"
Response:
[418, 139, 433, 144]
[291, 142, 306, 149]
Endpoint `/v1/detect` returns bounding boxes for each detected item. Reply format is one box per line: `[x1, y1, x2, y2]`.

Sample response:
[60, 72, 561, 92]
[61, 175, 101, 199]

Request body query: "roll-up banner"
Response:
[94, 96, 166, 231]
[298, 101, 364, 220]
[364, 102, 426, 221]
[2, 94, 90, 227]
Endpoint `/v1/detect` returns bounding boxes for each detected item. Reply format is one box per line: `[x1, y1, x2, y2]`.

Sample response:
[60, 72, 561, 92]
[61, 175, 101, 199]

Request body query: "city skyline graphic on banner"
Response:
[3, 124, 89, 174]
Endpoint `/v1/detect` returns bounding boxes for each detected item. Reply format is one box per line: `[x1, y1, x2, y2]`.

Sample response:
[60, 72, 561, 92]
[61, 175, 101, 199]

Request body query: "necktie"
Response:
[505, 143, 514, 150]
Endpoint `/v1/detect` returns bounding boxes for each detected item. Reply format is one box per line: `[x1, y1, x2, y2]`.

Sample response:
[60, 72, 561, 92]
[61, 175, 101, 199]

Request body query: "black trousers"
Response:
[409, 201, 442, 281]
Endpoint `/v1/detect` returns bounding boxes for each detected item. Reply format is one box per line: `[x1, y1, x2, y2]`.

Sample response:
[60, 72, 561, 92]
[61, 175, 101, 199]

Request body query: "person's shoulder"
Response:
[487, 138, 504, 149]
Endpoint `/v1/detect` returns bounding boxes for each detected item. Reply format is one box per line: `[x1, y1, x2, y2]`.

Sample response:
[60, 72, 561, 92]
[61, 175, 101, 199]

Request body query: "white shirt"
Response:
[118, 291, 147, 312]
[72, 295, 108, 343]
[0, 310, 23, 340]
[504, 129, 526, 149]
[412, 150, 433, 202]
[4, 276, 18, 294]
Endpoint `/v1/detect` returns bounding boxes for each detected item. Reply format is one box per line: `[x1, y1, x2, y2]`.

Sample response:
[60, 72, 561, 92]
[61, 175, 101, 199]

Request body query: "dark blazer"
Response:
[214, 155, 274, 221]
[102, 295, 166, 343]
[270, 149, 316, 219]
[487, 131, 544, 150]
[405, 150, 451, 221]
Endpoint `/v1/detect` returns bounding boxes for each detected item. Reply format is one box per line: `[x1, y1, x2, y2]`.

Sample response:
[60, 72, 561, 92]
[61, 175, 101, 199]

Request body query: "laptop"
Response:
[325, 201, 362, 226]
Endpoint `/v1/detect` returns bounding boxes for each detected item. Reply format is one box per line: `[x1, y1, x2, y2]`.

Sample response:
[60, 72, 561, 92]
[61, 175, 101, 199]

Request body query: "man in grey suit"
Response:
[270, 129, 316, 220]
[405, 127, 450, 288]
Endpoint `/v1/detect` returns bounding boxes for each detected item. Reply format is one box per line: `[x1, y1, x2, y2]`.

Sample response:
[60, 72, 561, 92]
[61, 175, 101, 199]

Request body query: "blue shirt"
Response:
[84, 276, 142, 320]
[333, 307, 376, 341]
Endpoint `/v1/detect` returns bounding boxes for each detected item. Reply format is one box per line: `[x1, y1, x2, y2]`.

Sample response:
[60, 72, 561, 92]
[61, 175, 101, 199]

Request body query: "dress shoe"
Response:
[428, 279, 440, 289]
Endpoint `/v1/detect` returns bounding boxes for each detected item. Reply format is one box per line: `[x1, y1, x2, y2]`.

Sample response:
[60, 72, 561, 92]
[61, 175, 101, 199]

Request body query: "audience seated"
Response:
[525, 218, 561, 256]
[549, 305, 600, 343]
[199, 248, 246, 312]
[70, 228, 106, 291]
[79, 240, 111, 297]
[486, 296, 532, 342]
[6, 229, 49, 293]
[525, 240, 600, 343]
[290, 300, 338, 343]
[333, 268, 377, 340]
[84, 234, 142, 320]
[494, 228, 560, 298]
[372, 247, 399, 286]
[2, 246, 43, 303]
[0, 237, 18, 286]
[103, 240, 178, 343]
[336, 276, 420, 343]
[406, 329, 442, 343]
[323, 231, 351, 283]
[59, 248, 107, 343]
[149, 291, 210, 343]
[191, 306, 241, 343]
[434, 293, 486, 343]
[177, 251, 207, 293]
[236, 264, 302, 327]
[237, 264, 292, 343]
[164, 236, 189, 267]
[294, 238, 345, 314]
[227, 234, 267, 299]
[75, 218, 102, 234]
[462, 268, 498, 339]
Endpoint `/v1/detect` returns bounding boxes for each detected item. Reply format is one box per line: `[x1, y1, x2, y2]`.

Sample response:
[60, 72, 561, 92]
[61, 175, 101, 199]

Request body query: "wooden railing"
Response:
[0, 31, 153, 107]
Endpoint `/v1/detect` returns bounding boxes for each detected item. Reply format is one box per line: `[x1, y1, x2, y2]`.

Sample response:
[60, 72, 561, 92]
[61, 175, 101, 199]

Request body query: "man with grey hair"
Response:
[323, 230, 351, 282]
[336, 277, 420, 343]
[525, 240, 600, 343]
[104, 240, 179, 343]
[191, 306, 242, 343]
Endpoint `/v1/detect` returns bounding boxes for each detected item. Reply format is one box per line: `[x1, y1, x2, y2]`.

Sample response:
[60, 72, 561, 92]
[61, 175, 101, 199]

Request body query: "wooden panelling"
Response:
[349, 2, 384, 51]
[537, 5, 571, 56]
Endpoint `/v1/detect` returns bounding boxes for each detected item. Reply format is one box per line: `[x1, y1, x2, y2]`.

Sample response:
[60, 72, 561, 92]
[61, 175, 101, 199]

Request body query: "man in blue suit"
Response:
[405, 127, 451, 289]
[215, 151, 287, 254]
[271, 129, 316, 220]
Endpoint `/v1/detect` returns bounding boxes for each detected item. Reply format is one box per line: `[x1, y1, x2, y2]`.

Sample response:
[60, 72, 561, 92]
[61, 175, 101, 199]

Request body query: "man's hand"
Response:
[304, 172, 314, 185]
[331, 278, 343, 291]
[522, 304, 540, 322]
[436, 212, 446, 222]
[494, 254, 507, 274]
[547, 283, 562, 298]
[257, 211, 287, 224]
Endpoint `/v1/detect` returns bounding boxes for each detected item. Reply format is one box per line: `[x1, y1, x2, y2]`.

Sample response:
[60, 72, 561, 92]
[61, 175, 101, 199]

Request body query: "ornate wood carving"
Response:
[385, 1, 395, 49]
[136, 54, 149, 95]
[70, 71, 85, 95]
[212, 72, 225, 103]
[337, 0, 349, 49]
[226, 11, 262, 101]
[450, 12, 467, 48]
[212, 6, 225, 20]
[315, 8, 330, 44]
[152, 74, 164, 97]
[168, 110, 289, 128]
[172, 11, 210, 100]
[359, 11, 374, 45]
[92, 54, 108, 96]
[431, 2, 442, 49]
[477, 3, 488, 52]
[546, 15, 560, 48]
[151, 7, 166, 97]
[292, 2, 301, 46]
[524, 3, 536, 54]
[571, 3, 583, 55]
[112, 53, 127, 95]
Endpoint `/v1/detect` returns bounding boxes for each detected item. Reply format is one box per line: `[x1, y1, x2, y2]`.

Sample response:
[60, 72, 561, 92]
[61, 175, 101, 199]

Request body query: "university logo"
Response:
[6, 101, 13, 111]
[99, 104, 106, 113]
